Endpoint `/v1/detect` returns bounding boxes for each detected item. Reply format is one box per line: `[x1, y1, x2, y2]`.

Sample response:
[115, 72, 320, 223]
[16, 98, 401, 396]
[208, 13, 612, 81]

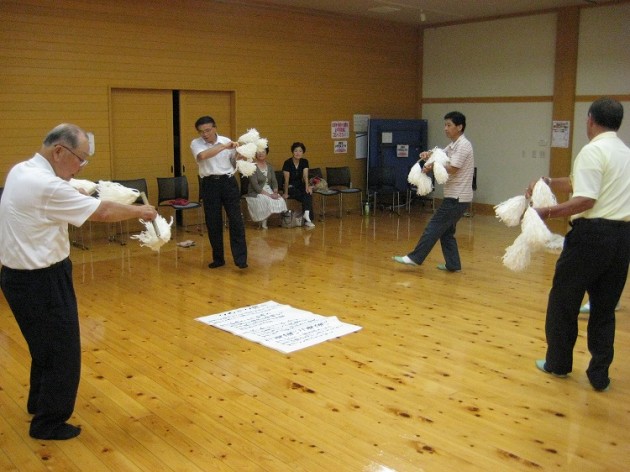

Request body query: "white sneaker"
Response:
[304, 220, 315, 228]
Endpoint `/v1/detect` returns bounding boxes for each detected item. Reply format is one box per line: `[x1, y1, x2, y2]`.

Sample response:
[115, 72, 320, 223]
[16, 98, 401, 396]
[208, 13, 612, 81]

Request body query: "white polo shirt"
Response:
[0, 153, 101, 269]
[190, 135, 236, 177]
[571, 131, 630, 221]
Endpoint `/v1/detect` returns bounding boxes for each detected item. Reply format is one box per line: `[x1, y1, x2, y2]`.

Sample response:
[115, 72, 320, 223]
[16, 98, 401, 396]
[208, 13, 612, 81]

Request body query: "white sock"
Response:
[261, 219, 268, 229]
[304, 210, 311, 222]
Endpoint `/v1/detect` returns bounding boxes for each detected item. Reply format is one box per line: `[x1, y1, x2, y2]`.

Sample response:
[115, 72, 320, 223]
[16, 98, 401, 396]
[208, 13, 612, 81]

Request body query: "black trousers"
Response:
[287, 185, 313, 214]
[545, 218, 630, 389]
[201, 175, 247, 266]
[1, 258, 81, 437]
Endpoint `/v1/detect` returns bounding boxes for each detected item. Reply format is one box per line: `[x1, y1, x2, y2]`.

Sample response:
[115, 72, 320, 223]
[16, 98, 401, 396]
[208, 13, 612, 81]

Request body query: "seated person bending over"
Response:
[245, 147, 287, 229]
[282, 141, 315, 228]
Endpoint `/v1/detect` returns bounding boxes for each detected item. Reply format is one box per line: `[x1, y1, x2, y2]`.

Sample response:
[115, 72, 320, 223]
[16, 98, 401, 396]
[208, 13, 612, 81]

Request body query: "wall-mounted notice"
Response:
[397, 144, 409, 158]
[551, 121, 570, 148]
[331, 121, 350, 139]
[334, 140, 348, 154]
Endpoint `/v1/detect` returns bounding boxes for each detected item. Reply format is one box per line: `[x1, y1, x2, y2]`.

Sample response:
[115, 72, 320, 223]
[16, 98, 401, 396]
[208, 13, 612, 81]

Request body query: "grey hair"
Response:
[43, 123, 87, 148]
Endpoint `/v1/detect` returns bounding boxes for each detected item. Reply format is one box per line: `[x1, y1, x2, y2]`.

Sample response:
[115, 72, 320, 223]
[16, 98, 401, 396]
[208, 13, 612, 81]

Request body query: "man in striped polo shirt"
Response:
[393, 111, 475, 272]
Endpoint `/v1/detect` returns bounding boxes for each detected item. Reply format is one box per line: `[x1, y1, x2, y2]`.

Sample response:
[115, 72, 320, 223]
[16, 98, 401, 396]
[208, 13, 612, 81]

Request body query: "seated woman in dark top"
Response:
[281, 141, 315, 227]
[245, 147, 287, 229]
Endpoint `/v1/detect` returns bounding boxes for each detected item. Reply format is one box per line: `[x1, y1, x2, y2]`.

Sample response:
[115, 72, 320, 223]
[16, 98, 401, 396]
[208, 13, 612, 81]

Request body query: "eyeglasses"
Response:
[58, 144, 89, 167]
[198, 126, 215, 135]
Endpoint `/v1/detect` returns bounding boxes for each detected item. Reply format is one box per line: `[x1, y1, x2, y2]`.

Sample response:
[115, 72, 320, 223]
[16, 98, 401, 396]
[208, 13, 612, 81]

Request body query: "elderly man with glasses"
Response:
[0, 123, 157, 440]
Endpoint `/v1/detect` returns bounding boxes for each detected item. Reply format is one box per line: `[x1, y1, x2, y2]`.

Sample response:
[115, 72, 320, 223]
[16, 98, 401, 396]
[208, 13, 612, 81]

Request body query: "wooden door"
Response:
[110, 88, 174, 206]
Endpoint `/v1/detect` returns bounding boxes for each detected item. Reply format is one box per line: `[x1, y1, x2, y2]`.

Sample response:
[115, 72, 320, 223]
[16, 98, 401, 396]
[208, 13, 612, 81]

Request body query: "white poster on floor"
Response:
[196, 301, 362, 353]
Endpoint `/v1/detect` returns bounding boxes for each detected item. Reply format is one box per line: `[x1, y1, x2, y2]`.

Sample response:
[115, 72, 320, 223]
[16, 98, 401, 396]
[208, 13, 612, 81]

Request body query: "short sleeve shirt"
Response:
[0, 153, 101, 269]
[443, 134, 474, 202]
[570, 131, 630, 221]
[190, 135, 236, 177]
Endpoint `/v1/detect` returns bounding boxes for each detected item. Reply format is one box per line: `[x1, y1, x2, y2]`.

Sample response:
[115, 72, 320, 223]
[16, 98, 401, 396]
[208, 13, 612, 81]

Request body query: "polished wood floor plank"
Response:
[1, 210, 629, 471]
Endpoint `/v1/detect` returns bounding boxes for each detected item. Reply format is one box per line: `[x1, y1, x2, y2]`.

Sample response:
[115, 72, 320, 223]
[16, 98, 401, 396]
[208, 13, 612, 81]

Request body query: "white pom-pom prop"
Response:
[407, 162, 423, 184]
[422, 147, 451, 185]
[407, 162, 433, 195]
[97, 181, 140, 205]
[545, 233, 565, 252]
[238, 128, 261, 144]
[70, 178, 97, 195]
[236, 142, 257, 160]
[426, 147, 449, 166]
[521, 206, 552, 247]
[502, 233, 532, 272]
[129, 192, 171, 251]
[236, 160, 257, 177]
[494, 195, 528, 227]
[500, 183, 558, 271]
[531, 178, 557, 208]
[131, 215, 172, 251]
[255, 138, 268, 152]
[432, 161, 449, 184]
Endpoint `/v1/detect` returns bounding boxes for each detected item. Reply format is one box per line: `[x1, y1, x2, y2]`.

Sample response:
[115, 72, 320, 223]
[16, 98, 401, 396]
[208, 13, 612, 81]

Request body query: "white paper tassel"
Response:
[415, 174, 433, 195]
[432, 161, 449, 184]
[407, 162, 432, 195]
[502, 233, 531, 272]
[131, 215, 172, 251]
[255, 138, 268, 152]
[236, 142, 257, 160]
[69, 178, 97, 195]
[236, 160, 257, 177]
[427, 147, 450, 166]
[494, 195, 528, 227]
[238, 128, 260, 144]
[521, 206, 552, 247]
[407, 162, 423, 184]
[97, 181, 140, 205]
[531, 179, 557, 208]
[545, 233, 565, 251]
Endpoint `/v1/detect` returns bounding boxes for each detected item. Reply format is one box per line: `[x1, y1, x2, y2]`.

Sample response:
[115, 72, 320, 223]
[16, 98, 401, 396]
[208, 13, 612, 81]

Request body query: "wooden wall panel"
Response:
[110, 89, 174, 205]
[0, 0, 420, 190]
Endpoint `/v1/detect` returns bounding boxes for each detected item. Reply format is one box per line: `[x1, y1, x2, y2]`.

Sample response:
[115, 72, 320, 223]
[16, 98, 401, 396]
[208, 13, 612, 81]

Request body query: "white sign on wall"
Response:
[331, 121, 350, 139]
[334, 140, 348, 154]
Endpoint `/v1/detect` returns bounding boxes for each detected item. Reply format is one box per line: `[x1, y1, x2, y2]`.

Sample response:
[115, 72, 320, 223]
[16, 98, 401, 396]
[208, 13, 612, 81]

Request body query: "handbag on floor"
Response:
[281, 210, 303, 228]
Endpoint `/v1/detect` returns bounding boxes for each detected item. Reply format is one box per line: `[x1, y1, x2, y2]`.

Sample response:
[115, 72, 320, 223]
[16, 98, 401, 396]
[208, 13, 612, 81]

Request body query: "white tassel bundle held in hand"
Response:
[425, 147, 450, 184]
[97, 181, 140, 205]
[407, 162, 433, 196]
[235, 128, 269, 176]
[494, 195, 528, 227]
[131, 215, 173, 251]
[498, 178, 555, 271]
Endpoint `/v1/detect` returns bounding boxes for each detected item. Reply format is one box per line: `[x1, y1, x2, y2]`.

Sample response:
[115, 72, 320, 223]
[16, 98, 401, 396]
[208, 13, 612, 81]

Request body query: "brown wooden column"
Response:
[549, 6, 580, 233]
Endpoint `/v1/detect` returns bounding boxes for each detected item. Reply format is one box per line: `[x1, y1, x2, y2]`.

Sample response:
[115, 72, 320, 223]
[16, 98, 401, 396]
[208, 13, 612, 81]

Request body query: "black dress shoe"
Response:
[30, 423, 81, 440]
[208, 261, 225, 269]
[237, 263, 248, 269]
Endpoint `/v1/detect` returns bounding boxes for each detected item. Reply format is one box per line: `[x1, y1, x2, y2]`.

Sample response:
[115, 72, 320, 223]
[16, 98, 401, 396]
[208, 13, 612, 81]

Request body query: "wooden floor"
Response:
[1, 205, 629, 471]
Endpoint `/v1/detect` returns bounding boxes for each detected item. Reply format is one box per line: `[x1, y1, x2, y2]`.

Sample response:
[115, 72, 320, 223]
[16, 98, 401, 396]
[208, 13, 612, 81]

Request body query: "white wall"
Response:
[576, 4, 630, 96]
[573, 4, 630, 159]
[423, 14, 556, 203]
[423, 102, 552, 203]
[422, 4, 630, 205]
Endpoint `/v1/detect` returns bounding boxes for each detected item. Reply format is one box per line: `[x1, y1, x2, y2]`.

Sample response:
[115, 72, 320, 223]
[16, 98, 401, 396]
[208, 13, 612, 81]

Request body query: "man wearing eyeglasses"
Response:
[191, 115, 248, 269]
[0, 123, 158, 440]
